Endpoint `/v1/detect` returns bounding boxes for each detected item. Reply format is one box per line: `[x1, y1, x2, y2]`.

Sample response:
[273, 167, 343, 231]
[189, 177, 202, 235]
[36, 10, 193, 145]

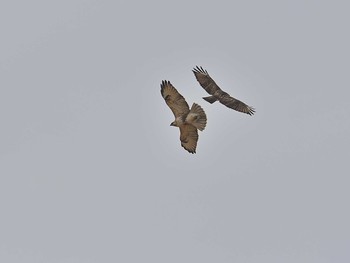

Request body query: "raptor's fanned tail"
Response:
[185, 103, 207, 131]
[203, 96, 217, 104]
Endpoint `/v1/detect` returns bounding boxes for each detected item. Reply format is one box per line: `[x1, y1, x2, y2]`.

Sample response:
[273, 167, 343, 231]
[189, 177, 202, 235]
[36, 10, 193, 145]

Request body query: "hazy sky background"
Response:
[1, 0, 349, 262]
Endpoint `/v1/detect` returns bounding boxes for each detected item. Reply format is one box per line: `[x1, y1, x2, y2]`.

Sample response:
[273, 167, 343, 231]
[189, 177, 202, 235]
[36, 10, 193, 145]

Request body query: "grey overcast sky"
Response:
[1, 0, 349, 262]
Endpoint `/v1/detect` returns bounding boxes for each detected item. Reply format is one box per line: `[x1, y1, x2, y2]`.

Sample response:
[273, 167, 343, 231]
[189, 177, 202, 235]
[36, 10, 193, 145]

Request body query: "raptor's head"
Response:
[170, 121, 178, 127]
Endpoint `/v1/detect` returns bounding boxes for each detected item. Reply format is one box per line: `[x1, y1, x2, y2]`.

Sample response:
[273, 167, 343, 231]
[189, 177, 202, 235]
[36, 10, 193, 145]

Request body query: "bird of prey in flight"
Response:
[161, 80, 207, 154]
[193, 66, 255, 115]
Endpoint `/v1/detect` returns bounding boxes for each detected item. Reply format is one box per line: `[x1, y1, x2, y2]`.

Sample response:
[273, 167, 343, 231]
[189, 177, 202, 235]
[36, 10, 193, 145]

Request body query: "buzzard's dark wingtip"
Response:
[161, 80, 171, 86]
[192, 65, 208, 75]
[181, 145, 196, 154]
[160, 80, 171, 96]
[247, 107, 255, 116]
[161, 80, 172, 87]
[160, 80, 165, 95]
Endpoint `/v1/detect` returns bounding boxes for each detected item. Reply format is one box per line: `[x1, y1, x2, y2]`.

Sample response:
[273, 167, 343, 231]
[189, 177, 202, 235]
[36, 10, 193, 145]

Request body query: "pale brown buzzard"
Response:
[161, 80, 207, 154]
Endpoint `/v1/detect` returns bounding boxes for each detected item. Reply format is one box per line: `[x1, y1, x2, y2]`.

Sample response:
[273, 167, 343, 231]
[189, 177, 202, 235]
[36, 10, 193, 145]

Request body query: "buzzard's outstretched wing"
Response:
[179, 124, 198, 154]
[161, 80, 189, 118]
[192, 66, 221, 94]
[217, 95, 255, 115]
[192, 66, 255, 115]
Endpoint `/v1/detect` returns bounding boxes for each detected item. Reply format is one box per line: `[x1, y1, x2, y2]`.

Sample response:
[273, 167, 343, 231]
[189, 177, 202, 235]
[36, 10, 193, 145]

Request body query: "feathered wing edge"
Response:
[192, 65, 209, 76]
[160, 80, 190, 118]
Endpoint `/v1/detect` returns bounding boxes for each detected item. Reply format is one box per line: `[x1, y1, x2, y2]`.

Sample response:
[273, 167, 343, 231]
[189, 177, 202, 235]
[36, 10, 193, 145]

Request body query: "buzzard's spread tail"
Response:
[186, 103, 207, 131]
[203, 96, 217, 104]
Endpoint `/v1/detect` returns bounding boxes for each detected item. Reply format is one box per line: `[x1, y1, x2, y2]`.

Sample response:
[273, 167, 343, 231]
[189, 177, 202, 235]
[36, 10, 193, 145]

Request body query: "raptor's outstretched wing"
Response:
[216, 94, 255, 115]
[161, 80, 189, 118]
[192, 66, 222, 95]
[179, 124, 198, 154]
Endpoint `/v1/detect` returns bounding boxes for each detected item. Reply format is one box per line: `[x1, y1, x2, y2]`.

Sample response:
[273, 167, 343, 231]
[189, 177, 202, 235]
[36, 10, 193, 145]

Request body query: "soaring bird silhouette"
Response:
[193, 66, 255, 115]
[161, 80, 207, 154]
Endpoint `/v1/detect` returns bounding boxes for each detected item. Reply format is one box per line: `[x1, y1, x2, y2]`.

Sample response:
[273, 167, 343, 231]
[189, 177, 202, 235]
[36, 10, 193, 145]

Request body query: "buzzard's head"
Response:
[170, 121, 178, 127]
